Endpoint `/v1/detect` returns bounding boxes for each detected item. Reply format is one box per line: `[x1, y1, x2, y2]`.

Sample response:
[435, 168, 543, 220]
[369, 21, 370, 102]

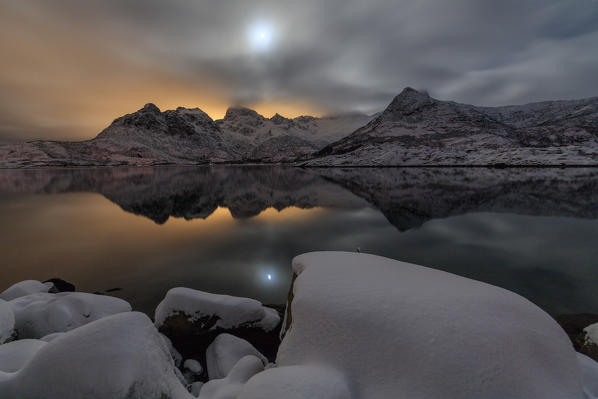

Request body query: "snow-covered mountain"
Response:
[2, 89, 598, 167]
[0, 105, 373, 167]
[305, 88, 598, 166]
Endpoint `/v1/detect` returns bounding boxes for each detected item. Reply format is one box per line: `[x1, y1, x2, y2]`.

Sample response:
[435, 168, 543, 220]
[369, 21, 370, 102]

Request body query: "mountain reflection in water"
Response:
[0, 166, 597, 316]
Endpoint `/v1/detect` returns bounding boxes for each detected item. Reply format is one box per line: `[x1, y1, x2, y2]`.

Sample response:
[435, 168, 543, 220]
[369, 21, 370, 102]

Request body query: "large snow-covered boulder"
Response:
[278, 252, 586, 399]
[155, 288, 281, 363]
[206, 334, 267, 380]
[0, 312, 193, 399]
[197, 355, 264, 399]
[0, 281, 53, 301]
[10, 292, 132, 338]
[0, 300, 15, 344]
[155, 288, 279, 332]
[0, 339, 46, 373]
[238, 365, 351, 399]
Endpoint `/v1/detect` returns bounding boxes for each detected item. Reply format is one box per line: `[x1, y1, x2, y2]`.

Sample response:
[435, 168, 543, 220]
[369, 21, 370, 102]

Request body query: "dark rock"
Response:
[554, 313, 598, 362]
[158, 306, 283, 382]
[44, 278, 76, 293]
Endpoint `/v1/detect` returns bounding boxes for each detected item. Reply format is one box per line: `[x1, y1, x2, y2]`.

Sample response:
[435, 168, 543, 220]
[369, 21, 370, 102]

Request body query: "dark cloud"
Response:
[1, 0, 597, 140]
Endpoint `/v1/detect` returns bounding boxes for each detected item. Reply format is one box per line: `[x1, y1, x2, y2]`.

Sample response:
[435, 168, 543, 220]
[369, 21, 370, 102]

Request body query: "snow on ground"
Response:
[0, 312, 193, 399]
[277, 252, 586, 399]
[585, 323, 598, 346]
[577, 353, 598, 399]
[0, 281, 53, 301]
[9, 292, 132, 338]
[0, 339, 46, 373]
[238, 365, 351, 399]
[0, 300, 15, 344]
[206, 333, 267, 380]
[197, 355, 264, 399]
[155, 287, 279, 332]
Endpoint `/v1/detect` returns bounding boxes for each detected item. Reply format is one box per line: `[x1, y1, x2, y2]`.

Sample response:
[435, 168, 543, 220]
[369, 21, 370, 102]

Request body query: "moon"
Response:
[249, 23, 274, 51]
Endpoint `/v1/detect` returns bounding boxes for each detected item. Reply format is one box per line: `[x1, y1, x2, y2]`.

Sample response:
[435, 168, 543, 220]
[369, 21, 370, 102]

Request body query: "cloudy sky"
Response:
[1, 0, 597, 141]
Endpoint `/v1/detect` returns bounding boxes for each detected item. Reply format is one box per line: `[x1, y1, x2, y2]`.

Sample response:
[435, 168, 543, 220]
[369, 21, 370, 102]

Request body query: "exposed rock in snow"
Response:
[238, 365, 351, 399]
[43, 278, 76, 293]
[0, 281, 53, 301]
[197, 355, 264, 399]
[155, 288, 279, 332]
[0, 312, 193, 399]
[0, 300, 15, 344]
[0, 339, 46, 373]
[10, 292, 132, 338]
[305, 88, 598, 166]
[206, 334, 267, 380]
[278, 252, 586, 399]
[156, 288, 281, 365]
[577, 353, 598, 399]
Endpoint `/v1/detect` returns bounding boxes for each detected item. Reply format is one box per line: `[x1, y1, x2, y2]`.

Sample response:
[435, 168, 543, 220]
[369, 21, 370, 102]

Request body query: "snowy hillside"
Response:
[305, 88, 598, 166]
[0, 105, 373, 168]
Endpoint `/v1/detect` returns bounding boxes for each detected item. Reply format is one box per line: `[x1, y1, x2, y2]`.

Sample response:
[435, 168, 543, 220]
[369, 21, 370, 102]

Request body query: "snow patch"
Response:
[238, 365, 351, 399]
[0, 339, 46, 373]
[584, 323, 598, 346]
[0, 281, 53, 301]
[577, 353, 598, 398]
[197, 355, 264, 399]
[9, 292, 132, 338]
[206, 333, 267, 380]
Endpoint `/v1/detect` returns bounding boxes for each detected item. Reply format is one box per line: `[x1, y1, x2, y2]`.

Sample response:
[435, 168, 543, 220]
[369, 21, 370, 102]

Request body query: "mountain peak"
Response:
[224, 106, 263, 121]
[385, 87, 434, 116]
[141, 103, 161, 114]
[270, 113, 290, 125]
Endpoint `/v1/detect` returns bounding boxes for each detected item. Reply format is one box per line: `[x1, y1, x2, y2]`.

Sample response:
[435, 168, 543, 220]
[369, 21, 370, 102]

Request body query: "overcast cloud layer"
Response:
[1, 0, 597, 141]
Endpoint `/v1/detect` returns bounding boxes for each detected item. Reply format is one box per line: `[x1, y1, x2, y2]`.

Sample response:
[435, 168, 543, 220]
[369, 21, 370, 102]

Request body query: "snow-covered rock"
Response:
[577, 353, 598, 399]
[0, 312, 193, 399]
[0, 339, 46, 373]
[206, 334, 267, 380]
[10, 292, 131, 338]
[0, 281, 53, 301]
[0, 300, 15, 344]
[582, 322, 598, 361]
[155, 288, 279, 332]
[197, 355, 264, 399]
[156, 288, 281, 363]
[278, 252, 586, 399]
[584, 323, 598, 346]
[238, 365, 351, 399]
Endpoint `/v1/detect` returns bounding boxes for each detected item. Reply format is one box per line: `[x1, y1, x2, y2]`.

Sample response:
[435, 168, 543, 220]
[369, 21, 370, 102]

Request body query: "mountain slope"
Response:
[306, 88, 598, 166]
[0, 105, 373, 167]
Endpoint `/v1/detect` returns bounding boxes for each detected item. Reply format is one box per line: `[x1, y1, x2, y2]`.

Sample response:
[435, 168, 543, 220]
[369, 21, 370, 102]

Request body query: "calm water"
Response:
[0, 166, 597, 316]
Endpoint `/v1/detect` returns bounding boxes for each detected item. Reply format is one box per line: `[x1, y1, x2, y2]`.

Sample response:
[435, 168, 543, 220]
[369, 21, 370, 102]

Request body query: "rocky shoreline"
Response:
[1, 252, 597, 398]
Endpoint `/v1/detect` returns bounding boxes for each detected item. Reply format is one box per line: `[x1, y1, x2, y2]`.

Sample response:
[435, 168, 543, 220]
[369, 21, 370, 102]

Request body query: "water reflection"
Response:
[0, 166, 597, 316]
